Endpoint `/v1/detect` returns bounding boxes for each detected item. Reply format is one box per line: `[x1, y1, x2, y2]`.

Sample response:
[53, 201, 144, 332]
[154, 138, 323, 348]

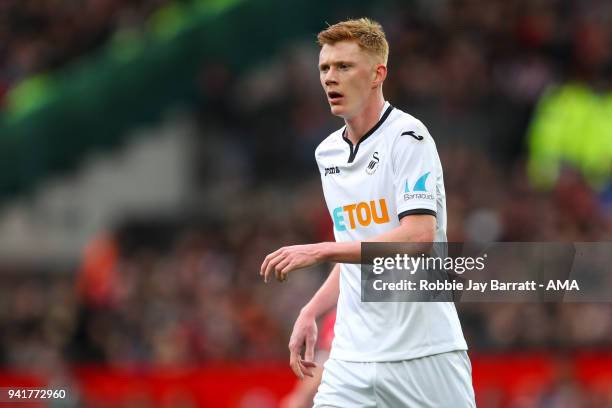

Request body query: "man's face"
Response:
[319, 41, 379, 119]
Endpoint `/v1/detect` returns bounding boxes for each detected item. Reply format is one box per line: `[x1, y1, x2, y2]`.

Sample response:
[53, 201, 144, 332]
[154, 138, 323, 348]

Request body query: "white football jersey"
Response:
[315, 102, 468, 362]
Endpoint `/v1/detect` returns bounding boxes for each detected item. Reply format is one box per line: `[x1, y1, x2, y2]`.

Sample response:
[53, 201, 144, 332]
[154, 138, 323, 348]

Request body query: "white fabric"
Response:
[313, 351, 476, 408]
[315, 102, 467, 362]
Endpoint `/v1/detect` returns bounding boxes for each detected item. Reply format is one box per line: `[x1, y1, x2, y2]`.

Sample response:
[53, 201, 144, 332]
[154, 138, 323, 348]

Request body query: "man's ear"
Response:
[372, 64, 387, 88]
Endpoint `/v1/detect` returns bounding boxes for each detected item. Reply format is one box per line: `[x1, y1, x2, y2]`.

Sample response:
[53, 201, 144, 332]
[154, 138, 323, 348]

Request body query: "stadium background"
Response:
[0, 0, 611, 406]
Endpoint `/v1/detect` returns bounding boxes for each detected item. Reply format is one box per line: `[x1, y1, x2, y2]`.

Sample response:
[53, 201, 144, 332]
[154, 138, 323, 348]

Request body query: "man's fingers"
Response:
[279, 261, 296, 281]
[289, 349, 304, 380]
[260, 255, 269, 277]
[286, 308, 317, 381]
[275, 258, 291, 281]
[264, 252, 285, 283]
[299, 359, 317, 378]
[267, 253, 285, 282]
[304, 333, 316, 362]
[260, 250, 276, 276]
[298, 359, 315, 378]
[300, 359, 317, 368]
[260, 247, 284, 279]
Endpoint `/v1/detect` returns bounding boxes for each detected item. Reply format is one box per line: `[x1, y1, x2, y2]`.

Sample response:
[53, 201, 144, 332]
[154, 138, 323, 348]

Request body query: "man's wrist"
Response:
[315, 241, 361, 264]
[300, 304, 317, 319]
[315, 242, 333, 263]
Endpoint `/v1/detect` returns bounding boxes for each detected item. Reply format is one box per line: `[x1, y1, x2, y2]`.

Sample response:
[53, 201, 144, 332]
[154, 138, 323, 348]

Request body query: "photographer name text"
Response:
[372, 279, 580, 292]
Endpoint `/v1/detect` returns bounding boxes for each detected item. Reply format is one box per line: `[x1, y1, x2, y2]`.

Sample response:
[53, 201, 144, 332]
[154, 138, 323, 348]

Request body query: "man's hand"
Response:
[288, 309, 318, 380]
[260, 243, 328, 283]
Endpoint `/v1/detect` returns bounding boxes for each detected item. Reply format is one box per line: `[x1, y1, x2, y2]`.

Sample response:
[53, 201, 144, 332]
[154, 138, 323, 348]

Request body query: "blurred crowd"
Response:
[389, 0, 611, 105]
[0, 0, 169, 107]
[195, 0, 612, 185]
[1, 147, 611, 371]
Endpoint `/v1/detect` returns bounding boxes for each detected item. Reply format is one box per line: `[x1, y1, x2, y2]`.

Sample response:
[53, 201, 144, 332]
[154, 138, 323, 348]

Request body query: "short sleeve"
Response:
[391, 122, 439, 220]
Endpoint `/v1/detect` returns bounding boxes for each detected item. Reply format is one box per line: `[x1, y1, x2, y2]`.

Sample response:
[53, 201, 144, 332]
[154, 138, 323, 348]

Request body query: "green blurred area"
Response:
[2, 0, 610, 202]
[528, 83, 612, 190]
[2, 0, 240, 120]
[0, 0, 367, 200]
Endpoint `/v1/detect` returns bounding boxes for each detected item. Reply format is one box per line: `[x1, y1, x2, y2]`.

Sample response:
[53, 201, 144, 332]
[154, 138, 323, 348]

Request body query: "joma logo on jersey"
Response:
[325, 166, 341, 176]
[332, 199, 390, 231]
[404, 172, 435, 201]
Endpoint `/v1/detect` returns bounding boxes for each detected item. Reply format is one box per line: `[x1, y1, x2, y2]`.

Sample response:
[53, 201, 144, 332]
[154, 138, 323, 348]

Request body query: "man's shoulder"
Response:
[315, 127, 344, 159]
[385, 106, 435, 146]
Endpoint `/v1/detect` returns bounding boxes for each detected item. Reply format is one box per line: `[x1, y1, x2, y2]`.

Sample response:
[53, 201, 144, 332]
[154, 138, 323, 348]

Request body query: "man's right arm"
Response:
[288, 263, 339, 379]
[301, 263, 340, 319]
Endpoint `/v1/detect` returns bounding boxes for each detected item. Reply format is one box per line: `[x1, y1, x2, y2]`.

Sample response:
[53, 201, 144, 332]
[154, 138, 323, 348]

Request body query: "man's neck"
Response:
[344, 95, 386, 145]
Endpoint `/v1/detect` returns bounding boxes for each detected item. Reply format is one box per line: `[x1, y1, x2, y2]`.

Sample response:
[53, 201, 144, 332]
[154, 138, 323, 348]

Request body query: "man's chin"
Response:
[330, 104, 347, 117]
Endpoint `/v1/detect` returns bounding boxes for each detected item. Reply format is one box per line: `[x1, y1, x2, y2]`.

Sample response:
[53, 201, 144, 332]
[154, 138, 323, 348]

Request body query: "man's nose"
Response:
[325, 76, 338, 86]
[324, 68, 338, 86]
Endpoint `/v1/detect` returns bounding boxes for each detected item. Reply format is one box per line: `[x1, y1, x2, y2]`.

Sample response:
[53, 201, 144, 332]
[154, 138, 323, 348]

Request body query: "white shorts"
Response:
[313, 351, 475, 408]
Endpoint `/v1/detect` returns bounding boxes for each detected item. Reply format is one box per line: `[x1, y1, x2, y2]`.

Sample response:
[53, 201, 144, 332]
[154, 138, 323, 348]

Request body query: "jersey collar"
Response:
[342, 102, 394, 163]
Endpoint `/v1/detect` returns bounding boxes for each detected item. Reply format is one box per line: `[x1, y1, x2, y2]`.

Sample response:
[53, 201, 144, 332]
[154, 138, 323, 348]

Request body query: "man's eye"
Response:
[320, 66, 329, 72]
[339, 64, 349, 70]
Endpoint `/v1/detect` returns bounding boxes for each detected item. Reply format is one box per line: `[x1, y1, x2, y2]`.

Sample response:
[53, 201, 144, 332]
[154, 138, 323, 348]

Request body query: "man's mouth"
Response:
[327, 91, 344, 104]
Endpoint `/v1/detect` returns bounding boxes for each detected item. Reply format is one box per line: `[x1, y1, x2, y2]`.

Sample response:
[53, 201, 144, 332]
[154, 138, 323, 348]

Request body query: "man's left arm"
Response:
[261, 214, 434, 282]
